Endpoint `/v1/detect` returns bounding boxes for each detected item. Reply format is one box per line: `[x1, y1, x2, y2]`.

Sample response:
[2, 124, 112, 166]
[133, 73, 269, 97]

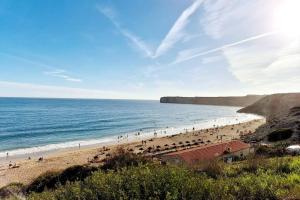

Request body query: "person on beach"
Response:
[79, 143, 81, 149]
[8, 161, 12, 168]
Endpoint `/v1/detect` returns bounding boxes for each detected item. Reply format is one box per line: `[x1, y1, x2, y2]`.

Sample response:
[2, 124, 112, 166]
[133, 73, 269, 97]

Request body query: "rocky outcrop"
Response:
[160, 95, 264, 107]
[238, 93, 300, 143]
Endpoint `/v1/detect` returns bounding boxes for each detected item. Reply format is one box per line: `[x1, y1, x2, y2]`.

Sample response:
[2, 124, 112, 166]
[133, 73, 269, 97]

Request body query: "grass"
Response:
[2, 149, 300, 200]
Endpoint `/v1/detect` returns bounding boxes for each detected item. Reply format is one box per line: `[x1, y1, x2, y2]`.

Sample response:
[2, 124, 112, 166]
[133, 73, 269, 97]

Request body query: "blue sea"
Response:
[0, 98, 261, 158]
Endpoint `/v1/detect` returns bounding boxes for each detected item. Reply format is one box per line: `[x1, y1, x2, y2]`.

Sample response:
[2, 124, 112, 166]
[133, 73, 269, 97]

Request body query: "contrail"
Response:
[172, 31, 278, 65]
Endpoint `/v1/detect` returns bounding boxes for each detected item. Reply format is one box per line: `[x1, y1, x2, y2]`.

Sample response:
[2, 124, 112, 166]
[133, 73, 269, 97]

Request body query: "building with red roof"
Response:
[162, 140, 252, 165]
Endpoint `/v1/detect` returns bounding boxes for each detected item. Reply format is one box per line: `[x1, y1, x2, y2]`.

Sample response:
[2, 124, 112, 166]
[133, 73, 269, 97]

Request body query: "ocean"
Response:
[0, 98, 261, 158]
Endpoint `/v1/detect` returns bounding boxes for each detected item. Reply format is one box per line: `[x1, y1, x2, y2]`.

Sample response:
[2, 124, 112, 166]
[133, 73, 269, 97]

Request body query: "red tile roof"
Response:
[164, 140, 250, 165]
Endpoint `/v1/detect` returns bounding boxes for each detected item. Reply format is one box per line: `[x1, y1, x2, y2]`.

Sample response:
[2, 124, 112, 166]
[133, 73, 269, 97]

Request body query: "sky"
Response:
[0, 0, 300, 99]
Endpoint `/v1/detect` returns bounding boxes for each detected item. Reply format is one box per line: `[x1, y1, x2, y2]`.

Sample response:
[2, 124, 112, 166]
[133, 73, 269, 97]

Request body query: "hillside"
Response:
[238, 93, 300, 143]
[160, 95, 264, 107]
[6, 155, 300, 200]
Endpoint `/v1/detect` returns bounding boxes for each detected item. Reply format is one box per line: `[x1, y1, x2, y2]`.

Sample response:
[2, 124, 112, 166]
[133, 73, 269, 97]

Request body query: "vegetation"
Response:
[2, 150, 300, 200]
[100, 148, 150, 171]
[0, 183, 25, 199]
[26, 165, 98, 193]
[255, 144, 288, 157]
[26, 155, 300, 200]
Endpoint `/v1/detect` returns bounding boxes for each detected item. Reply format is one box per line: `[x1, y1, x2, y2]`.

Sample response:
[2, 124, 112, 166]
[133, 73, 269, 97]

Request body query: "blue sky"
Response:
[0, 0, 300, 99]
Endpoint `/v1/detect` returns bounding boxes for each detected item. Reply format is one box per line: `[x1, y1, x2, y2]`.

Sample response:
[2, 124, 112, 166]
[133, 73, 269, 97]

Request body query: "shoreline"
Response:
[0, 117, 265, 188]
[0, 113, 262, 161]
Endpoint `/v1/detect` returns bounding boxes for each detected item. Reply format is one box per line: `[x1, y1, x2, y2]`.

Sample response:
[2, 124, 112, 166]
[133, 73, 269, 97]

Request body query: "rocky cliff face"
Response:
[161, 93, 300, 144]
[238, 93, 300, 143]
[160, 95, 264, 107]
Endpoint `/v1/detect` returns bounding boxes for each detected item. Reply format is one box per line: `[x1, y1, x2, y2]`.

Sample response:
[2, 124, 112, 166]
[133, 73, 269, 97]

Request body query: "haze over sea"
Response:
[0, 98, 261, 158]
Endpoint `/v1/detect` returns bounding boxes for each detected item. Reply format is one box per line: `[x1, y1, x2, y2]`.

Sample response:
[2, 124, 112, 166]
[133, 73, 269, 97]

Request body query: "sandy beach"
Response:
[0, 118, 265, 188]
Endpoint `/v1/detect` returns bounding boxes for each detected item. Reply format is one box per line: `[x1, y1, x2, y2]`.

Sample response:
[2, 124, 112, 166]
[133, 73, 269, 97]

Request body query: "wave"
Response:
[0, 113, 263, 158]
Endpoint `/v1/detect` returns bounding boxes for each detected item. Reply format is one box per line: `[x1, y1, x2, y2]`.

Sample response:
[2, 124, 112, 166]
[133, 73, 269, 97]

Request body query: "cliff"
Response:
[238, 93, 300, 143]
[160, 95, 264, 107]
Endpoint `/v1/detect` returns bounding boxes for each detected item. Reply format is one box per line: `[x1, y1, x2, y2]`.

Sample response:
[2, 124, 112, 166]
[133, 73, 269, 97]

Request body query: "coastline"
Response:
[0, 113, 262, 160]
[0, 116, 265, 188]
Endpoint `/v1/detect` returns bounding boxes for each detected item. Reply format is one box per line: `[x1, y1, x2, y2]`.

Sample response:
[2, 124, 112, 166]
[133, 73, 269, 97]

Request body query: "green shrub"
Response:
[26, 165, 97, 193]
[25, 155, 300, 200]
[195, 159, 225, 178]
[0, 182, 25, 199]
[101, 148, 151, 171]
[255, 145, 286, 157]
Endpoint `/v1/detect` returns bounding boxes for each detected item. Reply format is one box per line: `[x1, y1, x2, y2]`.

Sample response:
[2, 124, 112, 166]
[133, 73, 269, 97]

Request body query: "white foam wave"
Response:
[0, 113, 263, 158]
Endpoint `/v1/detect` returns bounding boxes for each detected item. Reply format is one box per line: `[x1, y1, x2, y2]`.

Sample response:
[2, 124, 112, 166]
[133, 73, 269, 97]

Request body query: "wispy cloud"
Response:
[96, 5, 153, 57]
[0, 52, 53, 70]
[0, 52, 82, 83]
[0, 81, 131, 99]
[153, 0, 204, 58]
[172, 31, 277, 64]
[201, 0, 266, 39]
[44, 70, 82, 82]
[223, 37, 300, 93]
[97, 1, 204, 59]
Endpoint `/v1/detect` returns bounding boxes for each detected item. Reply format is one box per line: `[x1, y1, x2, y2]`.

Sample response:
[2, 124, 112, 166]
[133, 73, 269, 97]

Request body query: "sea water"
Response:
[0, 98, 261, 158]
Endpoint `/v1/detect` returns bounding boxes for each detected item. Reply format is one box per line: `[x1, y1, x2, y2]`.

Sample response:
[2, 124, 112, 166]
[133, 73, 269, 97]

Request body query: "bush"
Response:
[101, 148, 150, 171]
[26, 165, 97, 193]
[25, 155, 300, 200]
[255, 145, 286, 157]
[195, 159, 225, 178]
[0, 182, 25, 199]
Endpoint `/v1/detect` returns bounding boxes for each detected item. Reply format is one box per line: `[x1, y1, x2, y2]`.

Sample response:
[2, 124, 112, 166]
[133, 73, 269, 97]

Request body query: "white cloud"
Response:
[201, 55, 222, 64]
[0, 81, 132, 99]
[153, 0, 204, 58]
[172, 32, 277, 64]
[0, 52, 82, 83]
[44, 70, 82, 83]
[201, 0, 241, 39]
[97, 1, 204, 59]
[173, 47, 203, 64]
[96, 5, 153, 57]
[201, 0, 267, 39]
[223, 37, 300, 93]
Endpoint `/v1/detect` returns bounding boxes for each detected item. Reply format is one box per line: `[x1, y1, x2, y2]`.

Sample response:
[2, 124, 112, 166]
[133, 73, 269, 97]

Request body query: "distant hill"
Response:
[160, 95, 264, 107]
[238, 93, 300, 143]
[161, 93, 300, 143]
